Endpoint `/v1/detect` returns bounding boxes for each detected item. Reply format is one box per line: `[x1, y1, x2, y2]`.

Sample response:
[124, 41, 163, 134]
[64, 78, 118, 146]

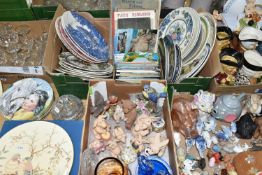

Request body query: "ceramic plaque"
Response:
[0, 78, 53, 120]
[0, 121, 74, 174]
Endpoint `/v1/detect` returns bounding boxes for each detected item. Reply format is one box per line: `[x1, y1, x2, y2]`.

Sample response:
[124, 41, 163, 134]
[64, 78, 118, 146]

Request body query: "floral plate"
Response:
[0, 78, 53, 120]
[0, 121, 74, 175]
[61, 11, 109, 62]
[159, 7, 201, 59]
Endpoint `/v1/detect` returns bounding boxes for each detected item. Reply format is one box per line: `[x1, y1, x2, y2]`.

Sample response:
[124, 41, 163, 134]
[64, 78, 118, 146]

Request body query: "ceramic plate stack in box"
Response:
[55, 11, 113, 79]
[159, 8, 216, 81]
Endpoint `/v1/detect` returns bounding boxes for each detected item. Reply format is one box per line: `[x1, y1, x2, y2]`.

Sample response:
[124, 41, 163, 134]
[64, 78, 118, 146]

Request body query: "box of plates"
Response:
[159, 7, 217, 83]
[43, 4, 113, 81]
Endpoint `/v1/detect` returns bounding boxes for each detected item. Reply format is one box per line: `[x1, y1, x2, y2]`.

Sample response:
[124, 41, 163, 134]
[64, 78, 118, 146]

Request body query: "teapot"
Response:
[211, 94, 245, 122]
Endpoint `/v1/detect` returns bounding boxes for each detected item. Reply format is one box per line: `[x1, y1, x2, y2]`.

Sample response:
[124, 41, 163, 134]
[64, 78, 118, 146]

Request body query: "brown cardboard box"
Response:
[200, 40, 262, 94]
[82, 80, 179, 175]
[43, 4, 110, 74]
[0, 20, 50, 75]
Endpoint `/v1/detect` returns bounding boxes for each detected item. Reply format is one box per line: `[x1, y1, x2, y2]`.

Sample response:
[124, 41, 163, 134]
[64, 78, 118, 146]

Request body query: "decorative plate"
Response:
[179, 13, 216, 80]
[61, 11, 109, 62]
[0, 78, 53, 120]
[222, 0, 262, 31]
[0, 121, 74, 175]
[159, 7, 201, 59]
[55, 17, 102, 63]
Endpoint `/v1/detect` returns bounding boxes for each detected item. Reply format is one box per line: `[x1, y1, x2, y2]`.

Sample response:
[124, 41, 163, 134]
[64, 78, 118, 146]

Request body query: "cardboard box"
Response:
[200, 40, 262, 94]
[0, 20, 50, 74]
[82, 80, 179, 175]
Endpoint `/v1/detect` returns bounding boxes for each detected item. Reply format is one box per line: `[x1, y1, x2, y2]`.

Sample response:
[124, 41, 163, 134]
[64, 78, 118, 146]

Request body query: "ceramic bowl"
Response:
[239, 27, 262, 50]
[242, 50, 262, 77]
[219, 48, 244, 69]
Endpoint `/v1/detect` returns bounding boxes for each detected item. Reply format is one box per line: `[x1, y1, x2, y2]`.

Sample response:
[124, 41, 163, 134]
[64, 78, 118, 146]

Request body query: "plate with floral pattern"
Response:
[61, 11, 109, 62]
[0, 78, 53, 120]
[159, 7, 201, 59]
[0, 121, 74, 175]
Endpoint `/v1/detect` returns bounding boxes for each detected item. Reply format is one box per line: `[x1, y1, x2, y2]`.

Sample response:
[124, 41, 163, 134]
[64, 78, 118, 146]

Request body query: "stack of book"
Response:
[111, 0, 161, 81]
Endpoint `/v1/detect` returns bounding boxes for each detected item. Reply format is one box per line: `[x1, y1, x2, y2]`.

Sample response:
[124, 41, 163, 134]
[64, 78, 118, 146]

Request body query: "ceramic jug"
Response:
[211, 93, 245, 122]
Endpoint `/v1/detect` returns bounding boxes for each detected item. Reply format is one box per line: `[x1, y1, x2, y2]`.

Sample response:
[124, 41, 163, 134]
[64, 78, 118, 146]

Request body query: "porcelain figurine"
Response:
[108, 95, 118, 104]
[254, 117, 262, 139]
[214, 72, 235, 86]
[152, 117, 165, 133]
[132, 114, 154, 137]
[183, 159, 198, 175]
[194, 90, 215, 113]
[90, 140, 106, 154]
[93, 115, 111, 141]
[202, 131, 212, 148]
[119, 99, 137, 130]
[171, 94, 199, 138]
[177, 147, 186, 162]
[142, 84, 167, 104]
[131, 134, 146, 153]
[113, 105, 125, 123]
[113, 126, 126, 143]
[107, 140, 122, 157]
[210, 0, 227, 21]
[173, 132, 181, 147]
[245, 94, 262, 116]
[120, 145, 137, 164]
[211, 94, 245, 122]
[195, 136, 207, 158]
[186, 138, 195, 152]
[236, 113, 257, 139]
[144, 133, 169, 157]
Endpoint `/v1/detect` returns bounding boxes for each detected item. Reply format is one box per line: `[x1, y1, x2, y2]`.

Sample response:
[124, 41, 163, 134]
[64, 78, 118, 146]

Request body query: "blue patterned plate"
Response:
[159, 7, 201, 59]
[61, 11, 109, 62]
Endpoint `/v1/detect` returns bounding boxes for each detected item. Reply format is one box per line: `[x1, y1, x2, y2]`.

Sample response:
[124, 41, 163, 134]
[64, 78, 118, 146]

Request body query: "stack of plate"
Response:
[55, 11, 109, 63]
[159, 7, 217, 82]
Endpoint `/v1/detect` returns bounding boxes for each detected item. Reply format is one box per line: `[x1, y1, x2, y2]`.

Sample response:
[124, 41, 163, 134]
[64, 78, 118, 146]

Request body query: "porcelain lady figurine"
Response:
[211, 94, 245, 122]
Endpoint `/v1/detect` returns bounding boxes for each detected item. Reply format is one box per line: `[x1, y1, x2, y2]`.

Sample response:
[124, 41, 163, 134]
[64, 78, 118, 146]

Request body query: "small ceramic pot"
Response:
[211, 93, 245, 122]
[242, 50, 262, 77]
[239, 27, 262, 50]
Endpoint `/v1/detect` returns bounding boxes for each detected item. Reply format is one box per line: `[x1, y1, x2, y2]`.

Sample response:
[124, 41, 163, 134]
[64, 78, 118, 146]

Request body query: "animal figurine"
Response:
[93, 115, 111, 141]
[254, 117, 262, 139]
[194, 90, 215, 113]
[144, 133, 169, 157]
[113, 126, 126, 143]
[113, 105, 125, 123]
[119, 99, 137, 130]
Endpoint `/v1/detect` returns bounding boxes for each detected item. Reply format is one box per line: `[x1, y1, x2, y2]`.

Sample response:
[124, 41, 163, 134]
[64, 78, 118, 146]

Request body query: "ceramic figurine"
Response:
[90, 140, 106, 154]
[142, 84, 167, 104]
[214, 72, 235, 86]
[254, 117, 262, 139]
[194, 90, 215, 113]
[236, 113, 257, 139]
[177, 147, 186, 162]
[131, 134, 146, 153]
[186, 138, 195, 152]
[152, 117, 165, 133]
[120, 145, 137, 164]
[144, 133, 169, 157]
[195, 136, 207, 158]
[173, 132, 181, 147]
[202, 131, 212, 148]
[113, 105, 125, 123]
[119, 99, 137, 130]
[93, 115, 111, 141]
[108, 95, 118, 104]
[107, 140, 122, 157]
[183, 159, 198, 175]
[171, 94, 199, 138]
[245, 94, 262, 116]
[210, 0, 227, 21]
[113, 126, 126, 143]
[211, 94, 245, 122]
[132, 114, 154, 137]
[91, 91, 107, 117]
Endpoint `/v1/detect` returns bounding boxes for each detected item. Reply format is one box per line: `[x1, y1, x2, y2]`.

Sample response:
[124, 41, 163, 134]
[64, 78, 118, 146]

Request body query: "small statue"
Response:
[254, 117, 262, 139]
[113, 126, 126, 143]
[93, 115, 111, 141]
[194, 90, 215, 113]
[119, 99, 137, 130]
[245, 94, 262, 116]
[132, 114, 155, 137]
[144, 133, 169, 157]
[90, 140, 106, 154]
[107, 140, 122, 157]
[131, 134, 147, 153]
[113, 105, 125, 123]
[142, 84, 167, 104]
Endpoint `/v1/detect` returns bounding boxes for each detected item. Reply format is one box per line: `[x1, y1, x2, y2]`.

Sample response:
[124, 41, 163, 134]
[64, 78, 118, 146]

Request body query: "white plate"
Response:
[0, 121, 74, 175]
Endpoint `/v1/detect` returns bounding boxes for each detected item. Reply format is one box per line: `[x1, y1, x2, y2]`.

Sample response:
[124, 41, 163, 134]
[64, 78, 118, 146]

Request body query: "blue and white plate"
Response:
[159, 7, 201, 59]
[61, 11, 109, 62]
